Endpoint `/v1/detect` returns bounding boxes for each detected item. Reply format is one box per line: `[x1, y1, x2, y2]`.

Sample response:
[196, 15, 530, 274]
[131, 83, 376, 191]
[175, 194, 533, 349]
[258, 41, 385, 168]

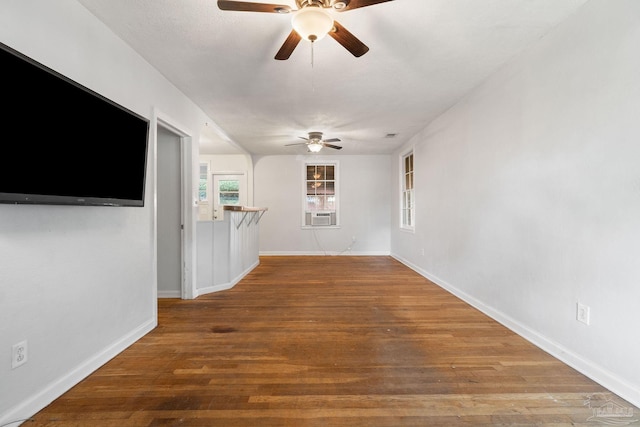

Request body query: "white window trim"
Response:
[400, 150, 415, 232]
[301, 160, 340, 229]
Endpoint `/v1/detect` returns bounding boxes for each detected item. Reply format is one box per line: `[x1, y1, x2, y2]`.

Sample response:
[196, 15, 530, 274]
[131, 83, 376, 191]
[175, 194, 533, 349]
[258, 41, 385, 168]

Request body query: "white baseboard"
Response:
[157, 290, 181, 298]
[196, 282, 235, 296]
[0, 318, 156, 427]
[391, 253, 640, 409]
[196, 260, 259, 297]
[259, 251, 391, 256]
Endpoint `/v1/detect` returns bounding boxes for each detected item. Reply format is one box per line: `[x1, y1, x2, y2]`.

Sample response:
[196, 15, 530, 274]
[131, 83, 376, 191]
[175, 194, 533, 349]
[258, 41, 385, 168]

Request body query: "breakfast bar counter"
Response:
[196, 206, 267, 296]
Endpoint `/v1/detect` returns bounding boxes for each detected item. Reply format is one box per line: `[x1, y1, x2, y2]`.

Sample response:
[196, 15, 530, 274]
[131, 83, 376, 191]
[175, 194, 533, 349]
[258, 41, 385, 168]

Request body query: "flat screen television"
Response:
[0, 42, 150, 207]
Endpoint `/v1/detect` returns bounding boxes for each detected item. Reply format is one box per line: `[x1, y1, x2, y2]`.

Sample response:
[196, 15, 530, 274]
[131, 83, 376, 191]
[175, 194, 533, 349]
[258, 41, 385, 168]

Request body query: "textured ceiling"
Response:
[76, 0, 588, 155]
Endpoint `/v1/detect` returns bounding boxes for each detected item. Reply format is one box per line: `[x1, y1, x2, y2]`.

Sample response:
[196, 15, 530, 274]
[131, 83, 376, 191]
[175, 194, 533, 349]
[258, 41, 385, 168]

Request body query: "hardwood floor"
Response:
[29, 256, 638, 426]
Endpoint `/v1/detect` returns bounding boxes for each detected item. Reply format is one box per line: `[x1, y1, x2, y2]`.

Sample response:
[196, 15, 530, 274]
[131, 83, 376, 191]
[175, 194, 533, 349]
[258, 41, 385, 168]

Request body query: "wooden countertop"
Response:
[223, 206, 268, 212]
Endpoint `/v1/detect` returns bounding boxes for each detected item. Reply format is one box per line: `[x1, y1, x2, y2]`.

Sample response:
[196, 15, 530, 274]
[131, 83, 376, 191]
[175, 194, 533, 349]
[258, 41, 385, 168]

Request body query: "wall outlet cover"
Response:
[12, 340, 28, 369]
[577, 302, 591, 325]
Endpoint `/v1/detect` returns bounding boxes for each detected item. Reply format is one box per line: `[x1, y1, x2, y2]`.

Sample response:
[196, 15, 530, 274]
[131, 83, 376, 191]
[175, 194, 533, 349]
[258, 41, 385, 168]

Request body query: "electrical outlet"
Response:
[12, 340, 28, 369]
[577, 302, 591, 325]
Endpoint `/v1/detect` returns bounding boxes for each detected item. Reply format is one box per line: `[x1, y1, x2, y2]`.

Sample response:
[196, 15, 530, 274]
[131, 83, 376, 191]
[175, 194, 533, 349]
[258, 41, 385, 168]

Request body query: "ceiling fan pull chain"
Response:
[311, 42, 315, 92]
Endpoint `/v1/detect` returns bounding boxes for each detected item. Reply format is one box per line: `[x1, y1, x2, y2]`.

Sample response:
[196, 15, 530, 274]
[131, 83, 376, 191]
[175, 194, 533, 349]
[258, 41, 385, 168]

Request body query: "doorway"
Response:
[157, 125, 183, 298]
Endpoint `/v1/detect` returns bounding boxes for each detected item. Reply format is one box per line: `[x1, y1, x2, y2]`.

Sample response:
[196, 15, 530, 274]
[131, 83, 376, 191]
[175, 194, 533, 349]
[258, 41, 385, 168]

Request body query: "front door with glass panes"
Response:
[212, 174, 246, 221]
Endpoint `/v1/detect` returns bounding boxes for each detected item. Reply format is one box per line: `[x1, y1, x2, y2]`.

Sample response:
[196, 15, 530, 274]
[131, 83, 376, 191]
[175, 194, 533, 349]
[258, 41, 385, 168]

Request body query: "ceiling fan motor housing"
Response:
[308, 131, 324, 142]
[296, 0, 338, 8]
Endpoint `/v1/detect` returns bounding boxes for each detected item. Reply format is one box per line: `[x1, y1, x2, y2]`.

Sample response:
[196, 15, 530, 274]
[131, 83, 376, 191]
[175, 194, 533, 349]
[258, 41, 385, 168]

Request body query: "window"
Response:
[304, 163, 338, 227]
[218, 179, 240, 206]
[401, 152, 414, 229]
[198, 163, 208, 202]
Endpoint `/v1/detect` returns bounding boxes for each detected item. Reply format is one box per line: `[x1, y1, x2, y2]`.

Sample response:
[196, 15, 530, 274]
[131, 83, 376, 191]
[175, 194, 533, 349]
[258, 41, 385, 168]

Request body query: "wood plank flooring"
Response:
[29, 256, 638, 426]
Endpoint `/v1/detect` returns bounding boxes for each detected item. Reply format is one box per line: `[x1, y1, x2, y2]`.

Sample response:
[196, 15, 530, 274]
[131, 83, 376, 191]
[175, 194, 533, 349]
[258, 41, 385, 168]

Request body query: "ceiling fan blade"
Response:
[217, 0, 292, 13]
[323, 138, 341, 143]
[338, 0, 394, 12]
[284, 142, 308, 146]
[328, 21, 369, 57]
[298, 136, 310, 141]
[275, 30, 302, 60]
[323, 144, 343, 150]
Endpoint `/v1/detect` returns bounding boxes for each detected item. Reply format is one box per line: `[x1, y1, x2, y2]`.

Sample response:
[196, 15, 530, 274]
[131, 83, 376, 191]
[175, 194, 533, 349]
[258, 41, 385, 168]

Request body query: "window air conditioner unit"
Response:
[310, 212, 332, 226]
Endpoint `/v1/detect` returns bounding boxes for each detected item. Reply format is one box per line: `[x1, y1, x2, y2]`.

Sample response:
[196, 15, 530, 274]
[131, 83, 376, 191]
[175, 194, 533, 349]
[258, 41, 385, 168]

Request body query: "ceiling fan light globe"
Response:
[292, 7, 334, 42]
[308, 142, 323, 152]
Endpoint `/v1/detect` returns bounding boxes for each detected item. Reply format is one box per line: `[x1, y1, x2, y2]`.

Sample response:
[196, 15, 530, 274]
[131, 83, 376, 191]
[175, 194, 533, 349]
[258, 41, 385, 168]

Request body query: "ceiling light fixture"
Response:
[308, 142, 324, 152]
[291, 6, 334, 42]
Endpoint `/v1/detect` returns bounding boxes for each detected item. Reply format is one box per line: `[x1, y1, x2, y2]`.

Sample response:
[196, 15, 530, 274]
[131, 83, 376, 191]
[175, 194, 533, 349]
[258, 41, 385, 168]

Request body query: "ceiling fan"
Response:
[217, 0, 394, 59]
[285, 131, 342, 152]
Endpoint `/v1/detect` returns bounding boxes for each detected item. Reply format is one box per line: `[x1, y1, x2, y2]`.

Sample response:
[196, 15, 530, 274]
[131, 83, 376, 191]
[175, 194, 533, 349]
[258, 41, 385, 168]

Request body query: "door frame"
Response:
[152, 109, 195, 304]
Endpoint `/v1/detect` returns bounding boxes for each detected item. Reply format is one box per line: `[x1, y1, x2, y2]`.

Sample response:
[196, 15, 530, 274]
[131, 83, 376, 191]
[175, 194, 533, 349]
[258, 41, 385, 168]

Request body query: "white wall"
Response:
[201, 154, 251, 175]
[255, 155, 391, 255]
[391, 0, 640, 407]
[0, 0, 213, 423]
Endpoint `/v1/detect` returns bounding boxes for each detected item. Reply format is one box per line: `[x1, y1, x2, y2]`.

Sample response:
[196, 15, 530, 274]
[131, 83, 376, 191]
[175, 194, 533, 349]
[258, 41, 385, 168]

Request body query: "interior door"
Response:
[212, 174, 246, 220]
[157, 126, 183, 297]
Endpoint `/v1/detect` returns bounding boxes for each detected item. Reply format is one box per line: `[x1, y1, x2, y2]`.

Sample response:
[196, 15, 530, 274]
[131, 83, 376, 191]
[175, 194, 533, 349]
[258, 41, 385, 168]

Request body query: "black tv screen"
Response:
[0, 42, 149, 207]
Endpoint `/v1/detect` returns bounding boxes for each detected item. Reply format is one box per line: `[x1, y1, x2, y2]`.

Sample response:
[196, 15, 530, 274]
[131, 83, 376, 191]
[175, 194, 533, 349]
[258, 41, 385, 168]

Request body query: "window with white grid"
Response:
[401, 152, 414, 230]
[303, 162, 338, 227]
